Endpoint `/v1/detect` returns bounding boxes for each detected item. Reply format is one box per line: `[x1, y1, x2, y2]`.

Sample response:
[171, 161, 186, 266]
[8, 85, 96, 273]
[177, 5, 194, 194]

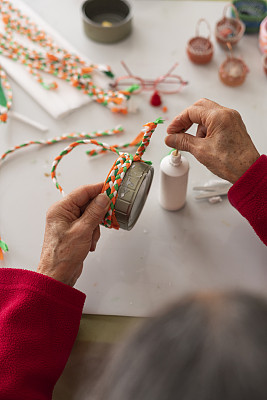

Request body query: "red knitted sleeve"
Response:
[228, 155, 267, 246]
[0, 268, 86, 400]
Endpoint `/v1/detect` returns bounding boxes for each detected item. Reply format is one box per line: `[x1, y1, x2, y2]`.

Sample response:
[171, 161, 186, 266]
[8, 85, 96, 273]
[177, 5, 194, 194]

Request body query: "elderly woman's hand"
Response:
[166, 98, 260, 183]
[37, 183, 110, 287]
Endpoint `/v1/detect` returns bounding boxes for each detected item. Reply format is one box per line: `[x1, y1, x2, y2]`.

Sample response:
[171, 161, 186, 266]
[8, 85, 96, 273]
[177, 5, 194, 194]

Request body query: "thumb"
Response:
[80, 193, 111, 231]
[165, 132, 200, 154]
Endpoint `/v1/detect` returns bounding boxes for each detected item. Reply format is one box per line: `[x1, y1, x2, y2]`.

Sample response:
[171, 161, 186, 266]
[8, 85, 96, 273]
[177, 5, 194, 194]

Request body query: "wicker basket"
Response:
[187, 19, 214, 64]
[219, 55, 248, 86]
[215, 3, 245, 46]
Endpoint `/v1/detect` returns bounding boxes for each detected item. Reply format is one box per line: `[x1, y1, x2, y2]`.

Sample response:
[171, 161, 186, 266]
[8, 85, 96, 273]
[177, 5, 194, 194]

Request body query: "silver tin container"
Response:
[115, 162, 154, 230]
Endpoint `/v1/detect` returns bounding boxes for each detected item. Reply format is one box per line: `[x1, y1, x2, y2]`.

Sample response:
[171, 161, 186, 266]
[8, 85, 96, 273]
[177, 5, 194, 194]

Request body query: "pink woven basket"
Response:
[215, 3, 245, 47]
[219, 44, 248, 86]
[187, 19, 214, 64]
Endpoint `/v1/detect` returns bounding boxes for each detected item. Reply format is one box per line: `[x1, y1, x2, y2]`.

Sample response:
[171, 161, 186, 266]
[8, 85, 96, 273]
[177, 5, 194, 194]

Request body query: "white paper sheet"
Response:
[0, 0, 98, 119]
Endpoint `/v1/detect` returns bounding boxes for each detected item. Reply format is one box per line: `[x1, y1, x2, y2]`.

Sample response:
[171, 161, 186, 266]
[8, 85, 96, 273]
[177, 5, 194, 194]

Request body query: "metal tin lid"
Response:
[115, 161, 154, 230]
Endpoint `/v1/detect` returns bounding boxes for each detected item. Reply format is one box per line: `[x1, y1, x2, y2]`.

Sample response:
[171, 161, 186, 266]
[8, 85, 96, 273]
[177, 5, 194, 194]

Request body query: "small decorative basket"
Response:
[187, 19, 214, 64]
[219, 44, 248, 86]
[259, 16, 267, 53]
[233, 0, 267, 34]
[215, 3, 245, 46]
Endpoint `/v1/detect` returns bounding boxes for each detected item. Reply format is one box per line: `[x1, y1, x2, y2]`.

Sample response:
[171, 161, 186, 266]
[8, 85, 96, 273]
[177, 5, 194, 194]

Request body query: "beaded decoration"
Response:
[0, 66, 12, 122]
[51, 118, 164, 229]
[0, 0, 131, 116]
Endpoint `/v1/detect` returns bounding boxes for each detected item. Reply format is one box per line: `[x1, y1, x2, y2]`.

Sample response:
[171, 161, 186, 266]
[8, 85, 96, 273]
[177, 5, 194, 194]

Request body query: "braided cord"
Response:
[0, 126, 124, 257]
[0, 66, 12, 122]
[51, 118, 164, 229]
[0, 127, 123, 162]
[0, 119, 163, 258]
[0, 0, 131, 114]
[101, 152, 134, 229]
[134, 118, 164, 161]
[0, 237, 8, 260]
[51, 139, 122, 195]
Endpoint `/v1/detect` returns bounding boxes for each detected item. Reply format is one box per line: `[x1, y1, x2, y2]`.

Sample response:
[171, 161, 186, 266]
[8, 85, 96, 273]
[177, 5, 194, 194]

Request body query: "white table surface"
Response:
[0, 0, 266, 316]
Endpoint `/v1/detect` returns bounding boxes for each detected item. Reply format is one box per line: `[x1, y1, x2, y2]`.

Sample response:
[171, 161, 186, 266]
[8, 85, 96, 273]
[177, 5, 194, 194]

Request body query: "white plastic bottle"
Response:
[159, 150, 189, 210]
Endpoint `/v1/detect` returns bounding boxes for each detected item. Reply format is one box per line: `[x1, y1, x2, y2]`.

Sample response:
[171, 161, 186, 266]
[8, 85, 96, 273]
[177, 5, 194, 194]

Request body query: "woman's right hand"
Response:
[166, 98, 260, 183]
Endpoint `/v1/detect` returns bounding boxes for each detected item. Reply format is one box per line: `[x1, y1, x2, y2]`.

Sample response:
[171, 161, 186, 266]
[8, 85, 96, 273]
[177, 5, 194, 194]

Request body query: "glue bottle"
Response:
[159, 149, 189, 210]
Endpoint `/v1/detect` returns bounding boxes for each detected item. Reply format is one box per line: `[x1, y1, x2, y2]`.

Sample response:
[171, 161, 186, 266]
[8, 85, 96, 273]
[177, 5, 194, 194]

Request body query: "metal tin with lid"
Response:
[114, 161, 154, 230]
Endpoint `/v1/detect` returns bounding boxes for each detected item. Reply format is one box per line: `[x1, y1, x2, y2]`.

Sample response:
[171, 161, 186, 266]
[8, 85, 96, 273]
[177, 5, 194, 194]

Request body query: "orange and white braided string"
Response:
[51, 118, 164, 229]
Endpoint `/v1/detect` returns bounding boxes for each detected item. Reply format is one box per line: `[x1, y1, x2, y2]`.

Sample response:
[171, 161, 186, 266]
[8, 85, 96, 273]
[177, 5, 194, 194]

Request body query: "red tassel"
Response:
[150, 90, 162, 107]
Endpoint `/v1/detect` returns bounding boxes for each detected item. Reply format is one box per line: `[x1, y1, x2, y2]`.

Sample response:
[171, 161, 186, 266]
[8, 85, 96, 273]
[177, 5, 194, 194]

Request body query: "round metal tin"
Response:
[115, 161, 154, 230]
[81, 0, 132, 44]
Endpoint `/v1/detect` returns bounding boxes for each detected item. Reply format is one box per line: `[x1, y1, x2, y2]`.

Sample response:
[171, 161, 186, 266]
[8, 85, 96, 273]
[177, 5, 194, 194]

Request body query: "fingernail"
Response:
[95, 193, 110, 208]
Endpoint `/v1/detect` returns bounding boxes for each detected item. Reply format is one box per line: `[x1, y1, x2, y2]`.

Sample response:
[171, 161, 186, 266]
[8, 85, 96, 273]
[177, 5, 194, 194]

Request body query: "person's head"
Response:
[99, 291, 267, 400]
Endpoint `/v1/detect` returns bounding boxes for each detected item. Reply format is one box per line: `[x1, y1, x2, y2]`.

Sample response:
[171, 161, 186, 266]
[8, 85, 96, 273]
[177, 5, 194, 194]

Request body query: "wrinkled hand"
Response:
[166, 98, 260, 183]
[37, 183, 110, 287]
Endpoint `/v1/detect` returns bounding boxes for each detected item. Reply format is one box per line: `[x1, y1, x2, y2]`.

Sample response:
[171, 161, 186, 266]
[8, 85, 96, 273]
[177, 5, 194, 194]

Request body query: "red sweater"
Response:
[228, 155, 267, 246]
[0, 268, 85, 400]
[0, 156, 266, 400]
